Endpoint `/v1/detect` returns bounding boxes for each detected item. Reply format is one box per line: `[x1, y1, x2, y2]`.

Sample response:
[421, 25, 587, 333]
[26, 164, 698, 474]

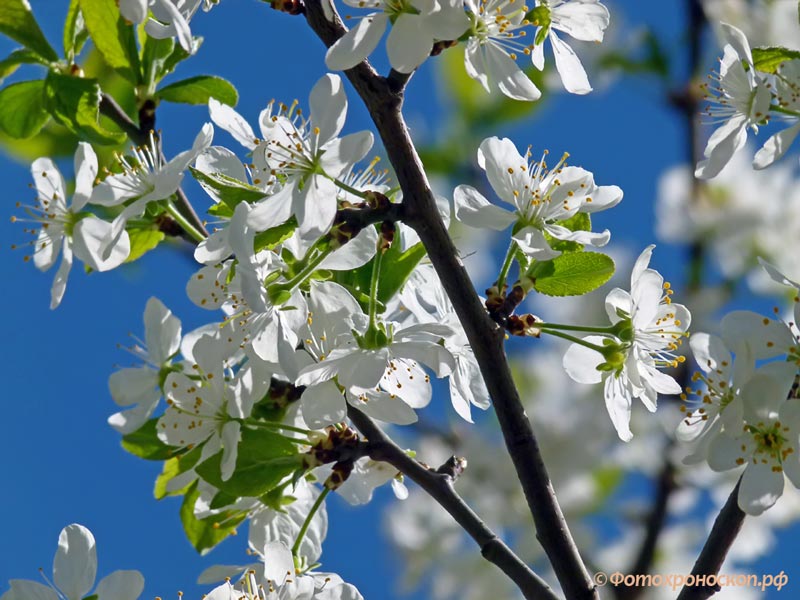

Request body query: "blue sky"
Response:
[1, 1, 798, 599]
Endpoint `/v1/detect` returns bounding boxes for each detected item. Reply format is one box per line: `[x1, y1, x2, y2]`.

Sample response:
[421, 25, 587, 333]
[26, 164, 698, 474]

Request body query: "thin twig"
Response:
[347, 406, 561, 600]
[301, 3, 596, 598]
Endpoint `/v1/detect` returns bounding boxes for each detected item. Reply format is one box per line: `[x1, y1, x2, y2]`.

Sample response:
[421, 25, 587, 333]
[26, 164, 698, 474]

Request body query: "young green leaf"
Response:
[64, 0, 84, 59]
[530, 251, 615, 297]
[751, 46, 800, 74]
[121, 418, 176, 460]
[79, 0, 140, 83]
[0, 48, 48, 83]
[189, 166, 267, 207]
[377, 241, 427, 306]
[0, 0, 58, 62]
[154, 446, 202, 499]
[194, 428, 302, 498]
[180, 480, 248, 555]
[254, 218, 298, 252]
[43, 71, 126, 145]
[547, 212, 592, 253]
[125, 227, 166, 262]
[157, 75, 238, 106]
[0, 80, 49, 138]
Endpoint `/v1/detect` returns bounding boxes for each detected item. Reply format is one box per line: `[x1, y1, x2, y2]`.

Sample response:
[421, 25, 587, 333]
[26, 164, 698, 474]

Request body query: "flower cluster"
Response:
[679, 260, 800, 515]
[325, 0, 611, 100]
[696, 22, 800, 178]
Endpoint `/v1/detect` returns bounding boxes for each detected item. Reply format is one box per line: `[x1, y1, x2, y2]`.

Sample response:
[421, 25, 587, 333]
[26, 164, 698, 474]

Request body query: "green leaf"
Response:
[254, 218, 297, 252]
[0, 48, 48, 83]
[125, 227, 165, 262]
[378, 241, 427, 305]
[79, 0, 140, 83]
[64, 0, 83, 59]
[189, 166, 267, 208]
[154, 446, 201, 499]
[43, 71, 125, 145]
[180, 480, 247, 555]
[0, 0, 58, 62]
[121, 418, 175, 460]
[530, 251, 615, 297]
[195, 427, 301, 498]
[546, 212, 591, 254]
[157, 75, 238, 106]
[752, 46, 800, 74]
[0, 80, 48, 138]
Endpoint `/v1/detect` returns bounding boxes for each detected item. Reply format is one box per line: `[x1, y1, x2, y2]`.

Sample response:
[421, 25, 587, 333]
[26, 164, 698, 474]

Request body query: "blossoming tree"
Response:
[2, 1, 800, 599]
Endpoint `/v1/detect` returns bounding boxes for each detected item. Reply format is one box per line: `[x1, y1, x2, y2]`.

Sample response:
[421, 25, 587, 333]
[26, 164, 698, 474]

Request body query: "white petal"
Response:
[348, 390, 419, 425]
[513, 226, 559, 260]
[50, 240, 73, 309]
[119, 0, 148, 23]
[209, 99, 256, 150]
[386, 15, 432, 73]
[144, 297, 182, 365]
[301, 381, 347, 429]
[310, 74, 347, 147]
[453, 184, 517, 230]
[95, 570, 145, 600]
[248, 185, 294, 230]
[753, 122, 800, 169]
[739, 462, 784, 515]
[604, 374, 633, 442]
[549, 31, 592, 94]
[485, 42, 541, 101]
[562, 336, 604, 384]
[320, 131, 374, 176]
[220, 421, 241, 481]
[53, 524, 97, 600]
[72, 143, 98, 211]
[72, 217, 130, 272]
[721, 310, 794, 359]
[263, 541, 295, 584]
[108, 367, 160, 407]
[318, 226, 378, 270]
[4, 581, 59, 600]
[695, 114, 747, 179]
[325, 15, 386, 72]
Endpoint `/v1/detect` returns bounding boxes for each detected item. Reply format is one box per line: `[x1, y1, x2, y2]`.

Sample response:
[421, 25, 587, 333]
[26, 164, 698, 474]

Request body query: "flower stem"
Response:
[770, 104, 800, 118]
[271, 246, 333, 298]
[291, 487, 330, 557]
[165, 201, 206, 243]
[534, 322, 617, 335]
[496, 241, 517, 291]
[539, 328, 607, 353]
[329, 175, 369, 199]
[246, 420, 316, 437]
[368, 244, 384, 331]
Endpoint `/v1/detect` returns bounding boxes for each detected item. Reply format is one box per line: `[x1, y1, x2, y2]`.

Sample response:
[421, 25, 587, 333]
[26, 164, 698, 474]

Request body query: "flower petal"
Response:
[95, 570, 145, 600]
[53, 524, 97, 600]
[739, 462, 784, 515]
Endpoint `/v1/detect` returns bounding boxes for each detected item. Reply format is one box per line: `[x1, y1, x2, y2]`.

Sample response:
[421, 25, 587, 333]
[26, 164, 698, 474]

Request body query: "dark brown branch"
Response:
[302, 3, 596, 598]
[676, 480, 745, 600]
[347, 406, 561, 600]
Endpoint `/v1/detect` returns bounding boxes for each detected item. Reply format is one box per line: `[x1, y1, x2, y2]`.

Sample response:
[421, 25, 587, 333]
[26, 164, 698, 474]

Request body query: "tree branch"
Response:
[347, 406, 561, 600]
[301, 4, 596, 599]
[676, 480, 745, 600]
